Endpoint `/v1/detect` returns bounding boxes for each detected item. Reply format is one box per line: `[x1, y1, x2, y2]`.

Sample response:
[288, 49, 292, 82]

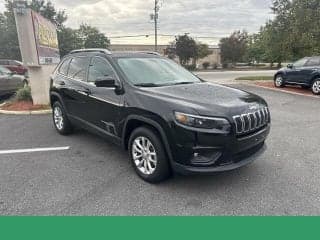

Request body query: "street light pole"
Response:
[154, 0, 158, 52]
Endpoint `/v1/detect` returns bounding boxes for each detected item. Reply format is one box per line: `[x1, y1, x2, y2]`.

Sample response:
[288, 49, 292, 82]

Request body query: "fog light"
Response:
[191, 150, 222, 166]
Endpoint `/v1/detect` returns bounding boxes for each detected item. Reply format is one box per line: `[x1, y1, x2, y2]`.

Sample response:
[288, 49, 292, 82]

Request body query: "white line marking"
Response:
[0, 146, 70, 155]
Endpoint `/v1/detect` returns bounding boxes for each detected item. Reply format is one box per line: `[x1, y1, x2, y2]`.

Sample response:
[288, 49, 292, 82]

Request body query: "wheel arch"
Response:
[122, 115, 174, 162]
[274, 72, 284, 80]
[50, 92, 67, 110]
[311, 74, 320, 83]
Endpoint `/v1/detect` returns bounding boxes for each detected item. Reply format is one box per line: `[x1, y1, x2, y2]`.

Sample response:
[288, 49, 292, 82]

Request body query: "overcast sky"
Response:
[0, 0, 274, 45]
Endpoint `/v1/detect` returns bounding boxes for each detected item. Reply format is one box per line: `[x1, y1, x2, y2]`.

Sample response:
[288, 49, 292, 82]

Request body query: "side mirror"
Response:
[287, 63, 293, 69]
[94, 76, 117, 88]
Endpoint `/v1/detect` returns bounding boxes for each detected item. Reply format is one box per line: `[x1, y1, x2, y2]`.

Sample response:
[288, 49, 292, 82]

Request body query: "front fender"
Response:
[122, 114, 174, 162]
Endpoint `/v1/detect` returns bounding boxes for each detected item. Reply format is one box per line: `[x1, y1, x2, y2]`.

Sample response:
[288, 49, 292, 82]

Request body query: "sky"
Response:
[0, 0, 274, 45]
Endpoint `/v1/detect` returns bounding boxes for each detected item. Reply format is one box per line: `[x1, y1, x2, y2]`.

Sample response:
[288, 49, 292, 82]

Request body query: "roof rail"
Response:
[70, 48, 112, 55]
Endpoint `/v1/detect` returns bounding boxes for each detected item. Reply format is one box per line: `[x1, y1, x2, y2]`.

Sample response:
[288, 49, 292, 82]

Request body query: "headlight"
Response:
[174, 112, 231, 133]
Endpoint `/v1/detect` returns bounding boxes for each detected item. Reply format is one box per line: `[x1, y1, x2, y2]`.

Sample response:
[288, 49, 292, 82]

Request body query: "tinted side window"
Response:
[68, 57, 90, 81]
[58, 58, 71, 75]
[293, 58, 309, 68]
[305, 57, 320, 67]
[88, 57, 116, 82]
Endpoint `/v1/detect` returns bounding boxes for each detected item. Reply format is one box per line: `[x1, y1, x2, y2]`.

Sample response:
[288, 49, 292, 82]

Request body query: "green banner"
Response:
[0, 217, 319, 240]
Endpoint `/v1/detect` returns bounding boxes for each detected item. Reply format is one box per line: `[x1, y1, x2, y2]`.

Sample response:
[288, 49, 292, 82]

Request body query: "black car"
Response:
[50, 49, 270, 183]
[274, 56, 320, 95]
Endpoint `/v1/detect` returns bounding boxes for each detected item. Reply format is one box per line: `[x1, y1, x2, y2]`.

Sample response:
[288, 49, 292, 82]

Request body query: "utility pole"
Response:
[154, 0, 158, 52]
[150, 0, 160, 52]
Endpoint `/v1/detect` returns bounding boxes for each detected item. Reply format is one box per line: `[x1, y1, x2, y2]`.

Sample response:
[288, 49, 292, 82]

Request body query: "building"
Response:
[110, 44, 221, 69]
[197, 45, 221, 69]
[110, 44, 168, 55]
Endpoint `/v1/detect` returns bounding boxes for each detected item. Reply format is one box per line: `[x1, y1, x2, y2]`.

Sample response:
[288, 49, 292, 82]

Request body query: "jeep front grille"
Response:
[233, 107, 270, 135]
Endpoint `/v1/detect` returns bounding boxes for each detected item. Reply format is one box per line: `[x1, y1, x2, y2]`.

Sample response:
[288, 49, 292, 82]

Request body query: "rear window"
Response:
[68, 57, 90, 81]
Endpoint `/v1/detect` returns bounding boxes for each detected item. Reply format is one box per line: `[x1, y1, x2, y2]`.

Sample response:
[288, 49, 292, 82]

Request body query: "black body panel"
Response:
[50, 50, 270, 174]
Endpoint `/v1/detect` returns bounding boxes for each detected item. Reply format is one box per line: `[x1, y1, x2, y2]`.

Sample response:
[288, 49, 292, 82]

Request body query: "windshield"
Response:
[117, 57, 201, 87]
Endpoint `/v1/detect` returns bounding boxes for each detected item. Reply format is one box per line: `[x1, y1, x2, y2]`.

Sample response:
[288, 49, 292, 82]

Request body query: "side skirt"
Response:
[68, 115, 122, 146]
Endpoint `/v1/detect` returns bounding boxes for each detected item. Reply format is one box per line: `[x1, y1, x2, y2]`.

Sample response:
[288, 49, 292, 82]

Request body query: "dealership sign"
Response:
[31, 11, 60, 65]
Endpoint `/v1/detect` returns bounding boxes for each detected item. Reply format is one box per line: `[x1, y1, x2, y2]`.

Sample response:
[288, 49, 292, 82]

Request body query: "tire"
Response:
[128, 127, 171, 183]
[274, 74, 285, 88]
[311, 78, 320, 95]
[52, 101, 73, 135]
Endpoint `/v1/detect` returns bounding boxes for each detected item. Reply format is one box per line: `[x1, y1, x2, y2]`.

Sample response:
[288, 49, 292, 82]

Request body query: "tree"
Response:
[77, 24, 110, 49]
[164, 41, 176, 59]
[175, 34, 197, 65]
[0, 0, 67, 60]
[0, 0, 110, 59]
[29, 0, 67, 28]
[0, 0, 21, 60]
[245, 0, 320, 66]
[287, 0, 320, 58]
[194, 43, 211, 64]
[219, 30, 248, 65]
[57, 27, 82, 57]
[245, 33, 265, 64]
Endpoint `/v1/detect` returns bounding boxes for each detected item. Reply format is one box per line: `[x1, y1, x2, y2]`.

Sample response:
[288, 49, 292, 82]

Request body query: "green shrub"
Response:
[184, 64, 196, 71]
[212, 63, 218, 69]
[15, 86, 32, 102]
[222, 62, 229, 69]
[202, 62, 210, 69]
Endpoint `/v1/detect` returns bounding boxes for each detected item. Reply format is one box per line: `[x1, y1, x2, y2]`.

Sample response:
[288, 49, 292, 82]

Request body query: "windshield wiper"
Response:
[134, 81, 196, 87]
[134, 83, 162, 87]
[169, 81, 195, 86]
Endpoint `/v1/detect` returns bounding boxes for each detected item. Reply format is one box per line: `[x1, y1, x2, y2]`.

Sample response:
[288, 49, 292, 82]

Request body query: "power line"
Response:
[108, 33, 219, 39]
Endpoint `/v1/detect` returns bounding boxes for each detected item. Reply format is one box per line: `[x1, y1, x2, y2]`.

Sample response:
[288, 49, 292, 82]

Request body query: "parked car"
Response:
[0, 59, 28, 76]
[50, 49, 271, 183]
[274, 56, 320, 95]
[0, 66, 28, 96]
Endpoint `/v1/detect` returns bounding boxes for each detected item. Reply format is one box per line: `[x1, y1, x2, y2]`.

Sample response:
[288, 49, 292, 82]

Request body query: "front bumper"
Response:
[170, 125, 270, 174]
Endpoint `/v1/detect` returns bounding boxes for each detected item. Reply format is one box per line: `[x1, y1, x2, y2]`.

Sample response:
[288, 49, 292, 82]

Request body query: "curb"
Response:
[246, 83, 320, 99]
[0, 109, 52, 115]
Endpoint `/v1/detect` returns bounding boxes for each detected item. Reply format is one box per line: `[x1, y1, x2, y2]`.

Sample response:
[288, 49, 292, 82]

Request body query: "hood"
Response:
[139, 82, 267, 117]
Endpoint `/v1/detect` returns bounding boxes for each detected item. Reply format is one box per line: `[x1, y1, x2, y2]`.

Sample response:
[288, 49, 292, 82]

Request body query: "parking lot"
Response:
[0, 84, 319, 215]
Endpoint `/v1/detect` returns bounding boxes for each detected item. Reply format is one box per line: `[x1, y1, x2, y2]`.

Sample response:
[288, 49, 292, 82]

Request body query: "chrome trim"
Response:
[233, 107, 270, 135]
[77, 91, 124, 107]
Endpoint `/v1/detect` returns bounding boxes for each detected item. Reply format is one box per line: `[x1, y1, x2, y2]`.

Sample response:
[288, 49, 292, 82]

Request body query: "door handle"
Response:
[77, 88, 91, 95]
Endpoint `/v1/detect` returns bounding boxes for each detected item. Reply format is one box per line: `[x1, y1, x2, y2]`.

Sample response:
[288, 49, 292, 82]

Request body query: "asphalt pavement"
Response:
[0, 84, 319, 215]
[195, 70, 276, 84]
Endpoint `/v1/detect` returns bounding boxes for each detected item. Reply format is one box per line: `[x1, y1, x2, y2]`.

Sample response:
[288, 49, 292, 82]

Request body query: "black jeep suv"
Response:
[50, 49, 270, 183]
[274, 56, 320, 95]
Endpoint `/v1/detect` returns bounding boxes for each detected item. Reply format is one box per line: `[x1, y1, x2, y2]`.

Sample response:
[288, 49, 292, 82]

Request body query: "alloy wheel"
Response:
[53, 106, 64, 130]
[275, 76, 283, 87]
[132, 136, 157, 175]
[312, 80, 320, 94]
